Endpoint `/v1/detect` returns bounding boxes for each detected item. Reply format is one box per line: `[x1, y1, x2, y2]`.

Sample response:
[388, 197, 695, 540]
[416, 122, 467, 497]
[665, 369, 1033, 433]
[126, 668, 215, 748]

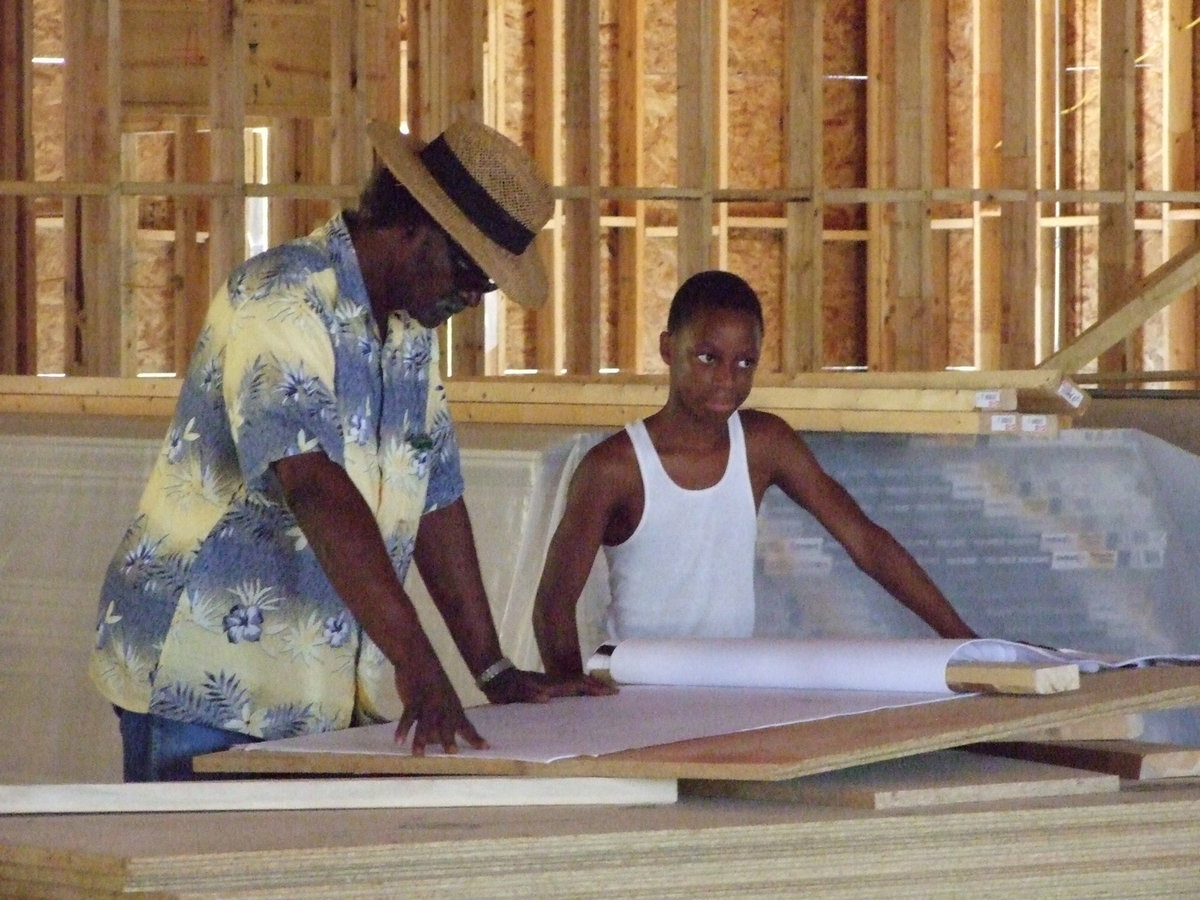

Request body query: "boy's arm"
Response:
[751, 413, 978, 639]
[533, 448, 625, 679]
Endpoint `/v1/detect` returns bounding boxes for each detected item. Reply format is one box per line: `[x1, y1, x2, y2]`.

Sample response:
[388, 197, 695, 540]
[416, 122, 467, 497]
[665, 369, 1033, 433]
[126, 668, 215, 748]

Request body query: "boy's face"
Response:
[660, 306, 762, 421]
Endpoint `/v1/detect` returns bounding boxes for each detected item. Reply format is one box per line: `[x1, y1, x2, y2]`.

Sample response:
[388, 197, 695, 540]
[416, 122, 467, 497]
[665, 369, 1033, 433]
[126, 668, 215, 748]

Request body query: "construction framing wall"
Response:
[1, 0, 1199, 424]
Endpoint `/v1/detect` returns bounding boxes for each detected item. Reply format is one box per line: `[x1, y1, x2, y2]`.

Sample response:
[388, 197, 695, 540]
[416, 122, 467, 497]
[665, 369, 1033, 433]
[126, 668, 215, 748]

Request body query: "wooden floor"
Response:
[1, 780, 1199, 897]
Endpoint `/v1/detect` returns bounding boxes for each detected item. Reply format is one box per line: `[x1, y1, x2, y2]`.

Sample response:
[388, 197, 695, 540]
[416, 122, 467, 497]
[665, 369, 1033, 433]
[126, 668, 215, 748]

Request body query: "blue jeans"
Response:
[116, 708, 261, 782]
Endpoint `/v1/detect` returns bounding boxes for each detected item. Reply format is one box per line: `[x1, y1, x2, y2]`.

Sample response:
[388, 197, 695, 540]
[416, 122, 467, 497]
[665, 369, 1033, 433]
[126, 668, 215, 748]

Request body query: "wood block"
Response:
[1009, 713, 1145, 741]
[945, 661, 1080, 695]
[0, 777, 677, 815]
[968, 739, 1200, 781]
[681, 750, 1118, 809]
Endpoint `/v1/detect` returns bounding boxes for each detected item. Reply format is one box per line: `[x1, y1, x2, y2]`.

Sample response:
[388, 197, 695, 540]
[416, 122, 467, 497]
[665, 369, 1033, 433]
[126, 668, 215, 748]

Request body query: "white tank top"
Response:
[603, 412, 757, 639]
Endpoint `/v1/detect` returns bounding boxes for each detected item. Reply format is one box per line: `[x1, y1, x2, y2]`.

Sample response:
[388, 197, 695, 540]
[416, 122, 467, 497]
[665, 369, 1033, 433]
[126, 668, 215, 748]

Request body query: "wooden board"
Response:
[681, 749, 1118, 809]
[0, 371, 1084, 432]
[0, 777, 676, 815]
[1009, 713, 1144, 741]
[969, 739, 1200, 781]
[195, 667, 1200, 782]
[945, 661, 1079, 694]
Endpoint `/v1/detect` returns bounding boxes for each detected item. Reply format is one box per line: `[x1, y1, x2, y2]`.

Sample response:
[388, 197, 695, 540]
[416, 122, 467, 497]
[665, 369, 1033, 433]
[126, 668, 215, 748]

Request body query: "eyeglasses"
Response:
[445, 235, 497, 294]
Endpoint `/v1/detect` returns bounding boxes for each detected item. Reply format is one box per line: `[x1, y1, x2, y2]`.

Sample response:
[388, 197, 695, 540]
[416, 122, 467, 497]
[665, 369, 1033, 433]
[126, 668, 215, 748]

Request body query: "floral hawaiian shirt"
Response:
[90, 213, 464, 739]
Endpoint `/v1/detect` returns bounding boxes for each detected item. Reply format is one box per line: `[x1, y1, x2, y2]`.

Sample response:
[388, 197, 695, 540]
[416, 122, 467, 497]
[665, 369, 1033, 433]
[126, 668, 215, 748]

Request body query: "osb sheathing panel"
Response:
[32, 0, 61, 53]
[822, 0, 869, 366]
[31, 0, 64, 195]
[1061, 224, 1100, 348]
[500, 0, 536, 371]
[30, 62, 64, 208]
[643, 3, 678, 191]
[500, 1, 535, 144]
[822, 241, 867, 367]
[1195, 16, 1200, 188]
[34, 225, 64, 375]
[824, 0, 867, 201]
[727, 3, 785, 204]
[1062, 2, 1101, 193]
[1060, 2, 1100, 349]
[32, 0, 64, 372]
[643, 72, 678, 204]
[944, 0, 975, 368]
[1139, 1, 1164, 201]
[599, 229, 616, 368]
[821, 78, 867, 230]
[1135, 2, 1164, 373]
[729, 231, 783, 372]
[119, 1, 332, 116]
[944, 0, 974, 197]
[947, 231, 975, 368]
[641, 234, 678, 372]
[1134, 6, 1165, 369]
[1141, 230, 1168, 371]
[132, 239, 175, 373]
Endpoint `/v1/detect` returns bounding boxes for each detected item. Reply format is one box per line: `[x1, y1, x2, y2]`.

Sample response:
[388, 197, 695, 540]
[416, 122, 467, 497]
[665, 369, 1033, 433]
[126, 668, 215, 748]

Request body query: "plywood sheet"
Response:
[1010, 713, 1144, 742]
[681, 749, 1118, 809]
[970, 739, 1200, 781]
[196, 667, 1200, 782]
[0, 777, 675, 815]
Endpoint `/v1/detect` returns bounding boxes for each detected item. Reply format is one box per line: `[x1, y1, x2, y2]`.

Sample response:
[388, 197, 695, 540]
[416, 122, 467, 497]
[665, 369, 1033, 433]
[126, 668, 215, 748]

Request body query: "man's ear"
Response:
[658, 330, 672, 365]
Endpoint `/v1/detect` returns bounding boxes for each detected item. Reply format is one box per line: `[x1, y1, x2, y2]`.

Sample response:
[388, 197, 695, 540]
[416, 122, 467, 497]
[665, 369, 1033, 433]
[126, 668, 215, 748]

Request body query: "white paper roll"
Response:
[602, 637, 972, 694]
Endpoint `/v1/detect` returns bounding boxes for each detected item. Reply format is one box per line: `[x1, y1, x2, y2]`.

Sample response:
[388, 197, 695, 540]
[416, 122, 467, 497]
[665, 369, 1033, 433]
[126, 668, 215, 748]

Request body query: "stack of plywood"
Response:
[2, 779, 1200, 896]
[3, 667, 1200, 896]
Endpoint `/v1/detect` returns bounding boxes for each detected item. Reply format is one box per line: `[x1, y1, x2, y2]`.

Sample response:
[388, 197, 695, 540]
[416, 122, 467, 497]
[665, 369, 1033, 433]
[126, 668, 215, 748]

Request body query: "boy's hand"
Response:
[480, 668, 618, 704]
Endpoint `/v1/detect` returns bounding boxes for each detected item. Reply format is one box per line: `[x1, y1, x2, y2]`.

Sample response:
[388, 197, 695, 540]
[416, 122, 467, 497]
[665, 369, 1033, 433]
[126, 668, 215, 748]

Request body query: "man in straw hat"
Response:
[92, 119, 605, 781]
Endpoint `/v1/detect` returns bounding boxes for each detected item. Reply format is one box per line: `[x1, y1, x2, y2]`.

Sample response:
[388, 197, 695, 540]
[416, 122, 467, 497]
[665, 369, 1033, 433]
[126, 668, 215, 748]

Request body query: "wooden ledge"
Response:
[0, 370, 1085, 434]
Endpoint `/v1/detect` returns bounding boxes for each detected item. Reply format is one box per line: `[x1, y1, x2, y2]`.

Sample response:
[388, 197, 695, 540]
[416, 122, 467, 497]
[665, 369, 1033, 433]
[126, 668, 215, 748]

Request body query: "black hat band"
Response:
[420, 135, 536, 256]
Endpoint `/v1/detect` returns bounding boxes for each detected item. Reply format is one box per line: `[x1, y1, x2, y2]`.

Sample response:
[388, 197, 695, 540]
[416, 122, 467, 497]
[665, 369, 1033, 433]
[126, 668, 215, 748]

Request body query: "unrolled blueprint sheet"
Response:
[227, 638, 987, 764]
[233, 683, 964, 765]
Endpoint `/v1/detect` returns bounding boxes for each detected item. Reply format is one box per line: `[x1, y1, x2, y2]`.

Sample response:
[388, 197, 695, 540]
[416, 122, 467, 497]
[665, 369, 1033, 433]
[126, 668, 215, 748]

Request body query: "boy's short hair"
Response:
[666, 270, 764, 334]
[345, 163, 436, 231]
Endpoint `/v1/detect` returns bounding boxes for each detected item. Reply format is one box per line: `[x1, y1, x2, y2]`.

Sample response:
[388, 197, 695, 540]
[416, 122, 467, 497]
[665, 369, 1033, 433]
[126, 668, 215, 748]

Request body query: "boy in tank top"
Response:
[532, 270, 978, 684]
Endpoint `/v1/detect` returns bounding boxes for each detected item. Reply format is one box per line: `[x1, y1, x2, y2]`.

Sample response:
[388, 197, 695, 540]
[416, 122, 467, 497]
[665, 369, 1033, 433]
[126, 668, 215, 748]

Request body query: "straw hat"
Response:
[366, 119, 554, 309]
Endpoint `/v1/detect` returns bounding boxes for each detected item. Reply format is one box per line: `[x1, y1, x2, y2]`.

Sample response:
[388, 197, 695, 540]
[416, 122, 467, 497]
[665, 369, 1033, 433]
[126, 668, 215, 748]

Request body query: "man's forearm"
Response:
[275, 453, 443, 671]
[412, 499, 506, 679]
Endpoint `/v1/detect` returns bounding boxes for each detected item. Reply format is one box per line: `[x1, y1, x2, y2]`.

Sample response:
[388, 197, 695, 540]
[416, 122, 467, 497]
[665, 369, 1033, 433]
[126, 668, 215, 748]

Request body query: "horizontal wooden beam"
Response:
[10, 180, 1200, 206]
[0, 373, 1082, 435]
[449, 377, 1015, 412]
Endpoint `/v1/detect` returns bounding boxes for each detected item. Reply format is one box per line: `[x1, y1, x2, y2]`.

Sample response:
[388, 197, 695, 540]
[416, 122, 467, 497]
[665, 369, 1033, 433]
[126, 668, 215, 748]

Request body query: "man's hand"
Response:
[479, 667, 618, 704]
[393, 664, 488, 756]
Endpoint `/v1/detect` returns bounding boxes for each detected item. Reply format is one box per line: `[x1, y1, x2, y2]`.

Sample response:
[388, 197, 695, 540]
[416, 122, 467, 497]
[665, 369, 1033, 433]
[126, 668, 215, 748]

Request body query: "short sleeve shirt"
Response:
[89, 214, 464, 739]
